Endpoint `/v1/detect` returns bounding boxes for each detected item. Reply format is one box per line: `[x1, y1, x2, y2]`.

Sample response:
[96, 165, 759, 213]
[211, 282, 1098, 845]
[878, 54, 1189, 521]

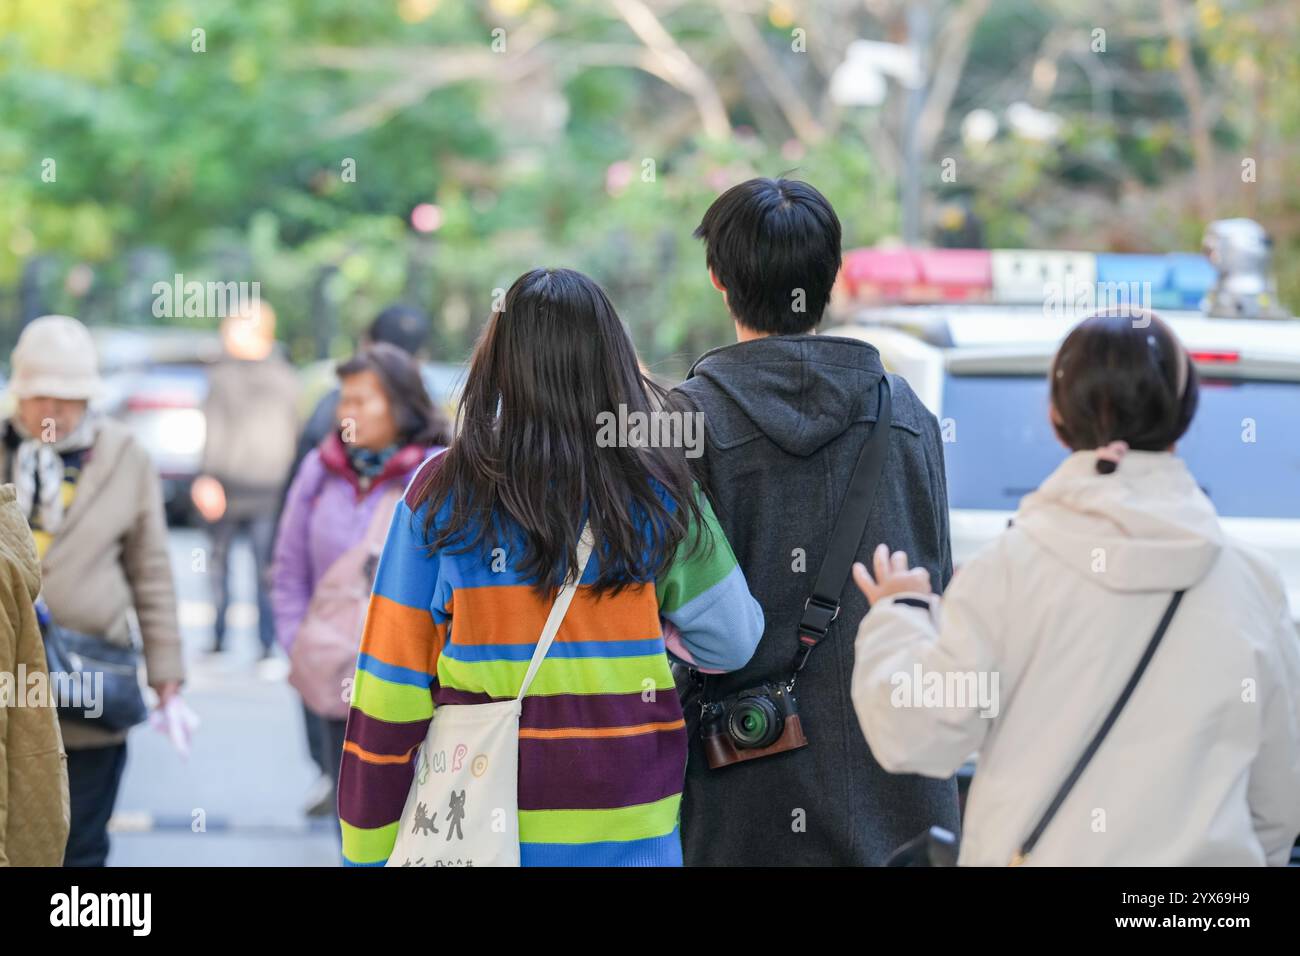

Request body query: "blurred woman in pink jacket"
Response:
[272, 343, 450, 817]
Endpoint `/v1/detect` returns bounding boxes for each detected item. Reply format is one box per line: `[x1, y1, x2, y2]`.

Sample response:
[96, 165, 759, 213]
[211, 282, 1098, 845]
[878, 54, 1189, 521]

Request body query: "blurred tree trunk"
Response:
[1160, 0, 1217, 221]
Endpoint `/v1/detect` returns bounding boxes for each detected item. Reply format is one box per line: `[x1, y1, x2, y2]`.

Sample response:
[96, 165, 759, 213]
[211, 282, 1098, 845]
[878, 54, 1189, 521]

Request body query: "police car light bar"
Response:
[838, 247, 1217, 312]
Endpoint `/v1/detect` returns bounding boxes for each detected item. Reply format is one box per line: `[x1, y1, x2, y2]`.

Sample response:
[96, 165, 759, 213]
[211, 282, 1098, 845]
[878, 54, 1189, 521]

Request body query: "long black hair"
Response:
[1049, 309, 1199, 457]
[415, 268, 706, 596]
[336, 342, 452, 447]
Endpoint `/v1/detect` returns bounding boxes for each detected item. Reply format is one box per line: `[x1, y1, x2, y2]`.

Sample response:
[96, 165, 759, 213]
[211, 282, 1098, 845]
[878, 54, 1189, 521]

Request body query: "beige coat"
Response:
[0, 417, 185, 749]
[852, 451, 1300, 866]
[0, 484, 70, 865]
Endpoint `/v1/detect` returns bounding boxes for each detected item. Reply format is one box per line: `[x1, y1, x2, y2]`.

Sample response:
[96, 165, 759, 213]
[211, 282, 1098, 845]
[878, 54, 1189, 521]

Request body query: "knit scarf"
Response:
[10, 413, 98, 534]
[346, 442, 401, 480]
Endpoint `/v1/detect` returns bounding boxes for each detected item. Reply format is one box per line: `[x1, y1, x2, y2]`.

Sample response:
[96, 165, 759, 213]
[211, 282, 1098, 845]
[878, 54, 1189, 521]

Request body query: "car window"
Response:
[941, 373, 1300, 518]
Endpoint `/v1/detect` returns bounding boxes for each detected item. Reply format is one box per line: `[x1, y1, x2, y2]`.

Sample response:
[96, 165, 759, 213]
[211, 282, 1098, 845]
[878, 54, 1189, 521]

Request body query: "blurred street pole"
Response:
[403, 232, 437, 319]
[18, 254, 56, 328]
[901, 3, 931, 246]
[832, 29, 927, 245]
[309, 265, 339, 360]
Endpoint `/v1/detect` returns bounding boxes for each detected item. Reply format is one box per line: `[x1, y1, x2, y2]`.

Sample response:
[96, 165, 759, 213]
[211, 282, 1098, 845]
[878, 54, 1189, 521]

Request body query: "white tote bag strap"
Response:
[516, 524, 593, 702]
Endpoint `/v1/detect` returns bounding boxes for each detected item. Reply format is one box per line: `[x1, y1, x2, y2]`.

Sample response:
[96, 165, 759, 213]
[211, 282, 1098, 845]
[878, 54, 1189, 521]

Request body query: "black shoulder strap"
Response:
[794, 375, 892, 672]
[1014, 589, 1186, 863]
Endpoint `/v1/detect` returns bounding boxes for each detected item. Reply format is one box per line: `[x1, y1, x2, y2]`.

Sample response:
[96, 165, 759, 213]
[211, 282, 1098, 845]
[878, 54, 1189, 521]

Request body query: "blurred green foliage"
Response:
[0, 0, 1296, 377]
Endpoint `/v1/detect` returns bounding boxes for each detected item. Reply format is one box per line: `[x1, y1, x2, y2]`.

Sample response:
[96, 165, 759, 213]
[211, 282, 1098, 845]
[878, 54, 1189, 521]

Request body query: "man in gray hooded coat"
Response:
[672, 178, 960, 865]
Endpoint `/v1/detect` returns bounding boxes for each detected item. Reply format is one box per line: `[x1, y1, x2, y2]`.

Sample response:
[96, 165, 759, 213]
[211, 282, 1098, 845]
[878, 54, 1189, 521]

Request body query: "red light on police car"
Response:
[1188, 350, 1240, 363]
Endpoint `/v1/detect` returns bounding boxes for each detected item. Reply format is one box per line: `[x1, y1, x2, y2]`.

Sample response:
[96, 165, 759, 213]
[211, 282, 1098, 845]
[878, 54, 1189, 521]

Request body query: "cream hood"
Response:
[1013, 450, 1223, 592]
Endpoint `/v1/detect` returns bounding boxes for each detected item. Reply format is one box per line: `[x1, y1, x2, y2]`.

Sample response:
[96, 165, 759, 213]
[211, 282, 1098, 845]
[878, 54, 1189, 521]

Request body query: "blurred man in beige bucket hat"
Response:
[2, 314, 184, 866]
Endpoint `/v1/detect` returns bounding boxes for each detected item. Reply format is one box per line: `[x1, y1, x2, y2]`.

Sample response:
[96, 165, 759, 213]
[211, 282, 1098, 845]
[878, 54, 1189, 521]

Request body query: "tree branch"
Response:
[915, 0, 993, 161]
[609, 0, 732, 138]
[1159, 0, 1216, 219]
[716, 0, 825, 143]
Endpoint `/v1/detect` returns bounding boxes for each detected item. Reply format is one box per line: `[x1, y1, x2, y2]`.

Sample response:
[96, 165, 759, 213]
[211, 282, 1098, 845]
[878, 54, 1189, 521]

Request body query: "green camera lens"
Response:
[727, 694, 783, 749]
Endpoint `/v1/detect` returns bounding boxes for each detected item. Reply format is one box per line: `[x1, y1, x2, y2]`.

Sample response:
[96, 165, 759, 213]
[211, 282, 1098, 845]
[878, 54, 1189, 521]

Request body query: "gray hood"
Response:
[683, 335, 891, 457]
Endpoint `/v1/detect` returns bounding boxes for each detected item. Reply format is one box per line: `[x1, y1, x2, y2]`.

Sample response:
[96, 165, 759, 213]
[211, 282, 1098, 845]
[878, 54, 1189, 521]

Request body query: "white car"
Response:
[90, 327, 224, 524]
[824, 306, 1300, 625]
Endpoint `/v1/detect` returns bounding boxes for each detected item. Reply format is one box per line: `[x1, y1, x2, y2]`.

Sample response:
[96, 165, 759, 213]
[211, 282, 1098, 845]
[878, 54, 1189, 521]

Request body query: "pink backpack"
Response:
[290, 485, 403, 718]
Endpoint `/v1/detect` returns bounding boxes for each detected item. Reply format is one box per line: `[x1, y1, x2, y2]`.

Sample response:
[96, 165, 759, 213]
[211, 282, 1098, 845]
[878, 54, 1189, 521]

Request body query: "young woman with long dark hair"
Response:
[339, 268, 762, 866]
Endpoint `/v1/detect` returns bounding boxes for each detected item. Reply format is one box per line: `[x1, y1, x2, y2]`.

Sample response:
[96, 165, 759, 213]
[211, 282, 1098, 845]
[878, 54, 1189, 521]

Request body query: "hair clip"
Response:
[1095, 440, 1129, 474]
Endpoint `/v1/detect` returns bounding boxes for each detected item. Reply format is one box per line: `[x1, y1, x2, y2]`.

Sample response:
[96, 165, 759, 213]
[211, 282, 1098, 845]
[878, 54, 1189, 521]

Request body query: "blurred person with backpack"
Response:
[278, 305, 438, 807]
[271, 343, 451, 829]
[194, 301, 299, 669]
[1, 315, 184, 867]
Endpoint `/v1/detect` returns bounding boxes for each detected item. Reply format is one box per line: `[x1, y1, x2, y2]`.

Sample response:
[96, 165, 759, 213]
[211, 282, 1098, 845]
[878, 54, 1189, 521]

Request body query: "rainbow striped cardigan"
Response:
[339, 455, 763, 866]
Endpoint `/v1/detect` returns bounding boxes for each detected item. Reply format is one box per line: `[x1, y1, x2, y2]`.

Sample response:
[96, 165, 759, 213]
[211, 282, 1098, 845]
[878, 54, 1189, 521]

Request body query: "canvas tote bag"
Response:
[387, 525, 593, 867]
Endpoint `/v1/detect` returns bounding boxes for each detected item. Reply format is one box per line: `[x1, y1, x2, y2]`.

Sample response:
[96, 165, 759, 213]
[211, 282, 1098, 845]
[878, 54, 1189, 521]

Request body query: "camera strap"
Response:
[793, 374, 892, 673]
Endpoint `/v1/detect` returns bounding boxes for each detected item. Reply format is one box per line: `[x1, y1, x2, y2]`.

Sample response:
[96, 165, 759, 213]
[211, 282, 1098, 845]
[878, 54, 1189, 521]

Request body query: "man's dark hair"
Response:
[1049, 309, 1199, 457]
[367, 303, 431, 357]
[693, 177, 842, 335]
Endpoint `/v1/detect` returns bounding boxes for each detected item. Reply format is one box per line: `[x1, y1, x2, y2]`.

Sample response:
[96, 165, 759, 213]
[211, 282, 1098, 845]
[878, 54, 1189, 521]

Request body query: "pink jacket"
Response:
[271, 433, 436, 651]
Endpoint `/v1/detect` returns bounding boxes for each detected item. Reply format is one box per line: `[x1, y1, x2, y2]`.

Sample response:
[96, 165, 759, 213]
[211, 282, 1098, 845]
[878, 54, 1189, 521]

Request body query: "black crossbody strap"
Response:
[794, 375, 893, 672]
[1013, 589, 1186, 863]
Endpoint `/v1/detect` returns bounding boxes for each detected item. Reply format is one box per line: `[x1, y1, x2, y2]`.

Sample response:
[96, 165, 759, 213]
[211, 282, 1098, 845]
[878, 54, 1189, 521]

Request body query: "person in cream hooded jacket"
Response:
[850, 313, 1300, 867]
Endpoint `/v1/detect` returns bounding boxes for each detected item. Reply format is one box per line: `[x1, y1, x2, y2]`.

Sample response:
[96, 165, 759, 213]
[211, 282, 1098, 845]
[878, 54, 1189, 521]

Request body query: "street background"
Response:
[108, 531, 336, 866]
[3, 0, 1298, 377]
[0, 0, 1296, 867]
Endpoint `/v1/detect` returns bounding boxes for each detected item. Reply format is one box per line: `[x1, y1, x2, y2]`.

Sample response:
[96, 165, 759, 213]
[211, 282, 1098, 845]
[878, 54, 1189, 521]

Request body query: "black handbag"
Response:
[884, 590, 1186, 867]
[41, 621, 149, 732]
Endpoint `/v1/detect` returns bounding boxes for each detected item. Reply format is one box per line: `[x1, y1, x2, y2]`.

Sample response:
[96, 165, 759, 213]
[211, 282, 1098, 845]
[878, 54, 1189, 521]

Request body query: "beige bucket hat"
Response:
[9, 314, 102, 401]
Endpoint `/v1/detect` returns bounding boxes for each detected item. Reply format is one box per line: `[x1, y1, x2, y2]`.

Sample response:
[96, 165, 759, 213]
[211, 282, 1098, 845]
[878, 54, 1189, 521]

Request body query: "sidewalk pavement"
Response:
[106, 528, 339, 866]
